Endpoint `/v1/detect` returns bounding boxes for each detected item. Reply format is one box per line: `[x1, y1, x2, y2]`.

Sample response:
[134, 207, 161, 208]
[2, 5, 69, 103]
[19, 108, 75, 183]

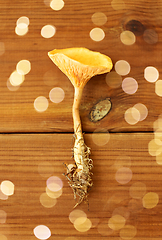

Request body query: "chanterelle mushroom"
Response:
[48, 47, 113, 207]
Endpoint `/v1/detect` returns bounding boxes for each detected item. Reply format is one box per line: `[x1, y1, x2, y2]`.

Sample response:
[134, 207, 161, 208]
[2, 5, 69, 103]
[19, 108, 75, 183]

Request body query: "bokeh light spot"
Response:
[15, 16, 29, 37]
[112, 207, 130, 220]
[40, 192, 57, 208]
[16, 60, 31, 75]
[46, 176, 63, 192]
[153, 115, 162, 131]
[38, 162, 54, 178]
[115, 167, 132, 184]
[115, 60, 130, 76]
[143, 29, 158, 44]
[41, 25, 56, 38]
[69, 209, 87, 224]
[7, 79, 20, 91]
[15, 26, 28, 36]
[155, 80, 162, 97]
[97, 221, 114, 236]
[124, 107, 140, 125]
[17, 23, 28, 29]
[16, 16, 30, 26]
[142, 192, 159, 209]
[1, 180, 14, 196]
[108, 214, 126, 231]
[133, 103, 148, 121]
[90, 28, 105, 41]
[92, 128, 110, 146]
[120, 30, 136, 45]
[111, 0, 126, 10]
[34, 96, 49, 112]
[129, 182, 146, 199]
[91, 12, 107, 26]
[156, 152, 162, 165]
[154, 128, 162, 141]
[111, 0, 125, 11]
[131, 107, 140, 121]
[49, 87, 65, 103]
[9, 70, 25, 86]
[74, 217, 92, 232]
[33, 225, 51, 240]
[120, 225, 137, 240]
[50, 0, 64, 11]
[0, 210, 7, 223]
[144, 66, 159, 82]
[106, 71, 122, 88]
[148, 138, 162, 156]
[0, 188, 8, 200]
[46, 187, 62, 199]
[122, 77, 138, 94]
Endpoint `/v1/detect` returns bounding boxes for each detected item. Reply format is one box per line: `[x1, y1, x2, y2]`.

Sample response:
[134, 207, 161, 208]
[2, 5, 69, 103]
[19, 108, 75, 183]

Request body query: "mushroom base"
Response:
[63, 139, 93, 208]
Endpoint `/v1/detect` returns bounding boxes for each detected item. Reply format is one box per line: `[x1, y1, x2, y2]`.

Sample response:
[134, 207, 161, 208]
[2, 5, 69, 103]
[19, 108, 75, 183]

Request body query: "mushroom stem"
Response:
[73, 86, 88, 170]
[65, 85, 93, 207]
[72, 87, 83, 135]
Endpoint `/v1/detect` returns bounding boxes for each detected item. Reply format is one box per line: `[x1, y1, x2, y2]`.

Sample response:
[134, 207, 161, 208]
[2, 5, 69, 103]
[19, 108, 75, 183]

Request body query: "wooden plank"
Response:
[0, 133, 162, 239]
[0, 0, 162, 132]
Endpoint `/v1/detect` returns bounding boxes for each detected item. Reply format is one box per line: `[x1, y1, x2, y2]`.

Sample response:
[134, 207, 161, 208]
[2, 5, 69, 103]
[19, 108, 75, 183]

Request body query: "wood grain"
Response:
[0, 0, 162, 133]
[1, 0, 162, 239]
[0, 133, 162, 239]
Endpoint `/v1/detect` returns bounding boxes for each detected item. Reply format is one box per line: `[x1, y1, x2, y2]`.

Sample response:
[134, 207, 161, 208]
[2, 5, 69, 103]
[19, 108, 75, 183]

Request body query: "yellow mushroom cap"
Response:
[48, 47, 113, 88]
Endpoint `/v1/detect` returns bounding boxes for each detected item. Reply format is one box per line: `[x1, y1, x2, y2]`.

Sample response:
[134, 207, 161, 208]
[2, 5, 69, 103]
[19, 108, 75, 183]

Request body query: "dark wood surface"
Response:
[0, 133, 162, 240]
[0, 0, 162, 133]
[0, 0, 162, 239]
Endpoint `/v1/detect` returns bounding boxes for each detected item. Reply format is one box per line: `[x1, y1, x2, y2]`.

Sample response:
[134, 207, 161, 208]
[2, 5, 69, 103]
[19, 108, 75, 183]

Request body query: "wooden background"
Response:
[0, 0, 162, 239]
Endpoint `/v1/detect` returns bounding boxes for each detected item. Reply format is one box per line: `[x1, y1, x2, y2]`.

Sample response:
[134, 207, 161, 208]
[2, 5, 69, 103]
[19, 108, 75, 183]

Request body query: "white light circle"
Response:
[115, 60, 131, 76]
[133, 103, 148, 121]
[50, 0, 64, 11]
[111, 0, 125, 10]
[9, 70, 25, 86]
[17, 23, 28, 29]
[46, 176, 63, 192]
[74, 217, 92, 232]
[124, 107, 140, 125]
[92, 128, 110, 146]
[16, 16, 30, 26]
[1, 180, 14, 196]
[34, 96, 49, 112]
[33, 225, 51, 240]
[41, 25, 56, 38]
[144, 66, 159, 82]
[90, 28, 105, 41]
[122, 77, 138, 94]
[49, 87, 65, 103]
[120, 30, 136, 45]
[155, 80, 162, 97]
[91, 12, 107, 26]
[15, 25, 28, 36]
[16, 60, 31, 75]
